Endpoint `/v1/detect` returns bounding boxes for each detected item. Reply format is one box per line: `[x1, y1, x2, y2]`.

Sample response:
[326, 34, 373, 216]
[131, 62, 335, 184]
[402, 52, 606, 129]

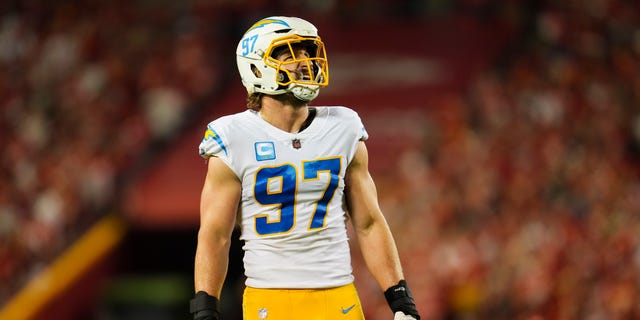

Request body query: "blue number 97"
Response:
[253, 158, 341, 236]
[241, 35, 258, 56]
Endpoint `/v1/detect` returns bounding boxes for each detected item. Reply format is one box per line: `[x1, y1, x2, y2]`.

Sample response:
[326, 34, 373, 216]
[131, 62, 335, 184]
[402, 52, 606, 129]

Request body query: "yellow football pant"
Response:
[242, 283, 365, 320]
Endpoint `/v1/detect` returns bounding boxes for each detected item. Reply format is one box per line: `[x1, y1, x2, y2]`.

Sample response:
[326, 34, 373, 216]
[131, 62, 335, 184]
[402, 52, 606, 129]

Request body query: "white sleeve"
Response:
[198, 121, 230, 160]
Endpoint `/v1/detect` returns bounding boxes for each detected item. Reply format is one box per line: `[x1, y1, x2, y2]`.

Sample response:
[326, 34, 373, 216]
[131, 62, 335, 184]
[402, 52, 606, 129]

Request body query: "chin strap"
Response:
[291, 84, 319, 101]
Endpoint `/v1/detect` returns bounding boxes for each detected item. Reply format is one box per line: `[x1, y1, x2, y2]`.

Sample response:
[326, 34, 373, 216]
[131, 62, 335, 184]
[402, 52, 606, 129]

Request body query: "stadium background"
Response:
[1, 0, 639, 319]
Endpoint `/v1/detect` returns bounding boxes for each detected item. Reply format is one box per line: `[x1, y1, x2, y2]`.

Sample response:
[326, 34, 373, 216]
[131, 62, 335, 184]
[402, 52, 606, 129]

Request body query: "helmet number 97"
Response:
[241, 35, 259, 57]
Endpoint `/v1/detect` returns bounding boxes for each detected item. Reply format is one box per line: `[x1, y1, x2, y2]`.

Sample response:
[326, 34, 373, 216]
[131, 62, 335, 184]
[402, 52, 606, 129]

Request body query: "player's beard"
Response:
[273, 91, 307, 108]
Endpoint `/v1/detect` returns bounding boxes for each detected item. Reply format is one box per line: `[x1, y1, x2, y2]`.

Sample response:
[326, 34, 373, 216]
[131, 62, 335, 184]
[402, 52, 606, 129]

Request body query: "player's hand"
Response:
[190, 291, 221, 320]
[394, 311, 418, 320]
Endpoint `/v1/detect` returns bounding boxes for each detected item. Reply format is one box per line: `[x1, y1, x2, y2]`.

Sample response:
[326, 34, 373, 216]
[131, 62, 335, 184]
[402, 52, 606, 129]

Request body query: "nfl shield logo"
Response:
[258, 308, 268, 319]
[292, 138, 301, 149]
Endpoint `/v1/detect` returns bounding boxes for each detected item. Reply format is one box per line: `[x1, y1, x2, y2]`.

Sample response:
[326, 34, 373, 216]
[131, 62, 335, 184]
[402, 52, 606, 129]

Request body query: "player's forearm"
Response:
[357, 220, 421, 319]
[194, 230, 231, 297]
[191, 231, 227, 320]
[356, 219, 405, 290]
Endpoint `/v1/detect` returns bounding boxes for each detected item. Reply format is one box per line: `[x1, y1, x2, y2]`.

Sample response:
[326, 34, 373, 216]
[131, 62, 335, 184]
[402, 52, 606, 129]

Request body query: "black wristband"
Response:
[384, 280, 420, 319]
[190, 291, 221, 320]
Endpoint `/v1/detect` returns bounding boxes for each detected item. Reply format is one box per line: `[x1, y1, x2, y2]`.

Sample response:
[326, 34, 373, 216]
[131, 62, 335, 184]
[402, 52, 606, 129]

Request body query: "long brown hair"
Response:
[246, 92, 263, 111]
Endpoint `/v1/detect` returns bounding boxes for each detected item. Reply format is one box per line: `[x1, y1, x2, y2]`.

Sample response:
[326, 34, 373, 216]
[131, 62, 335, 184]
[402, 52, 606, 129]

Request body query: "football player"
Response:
[191, 16, 420, 320]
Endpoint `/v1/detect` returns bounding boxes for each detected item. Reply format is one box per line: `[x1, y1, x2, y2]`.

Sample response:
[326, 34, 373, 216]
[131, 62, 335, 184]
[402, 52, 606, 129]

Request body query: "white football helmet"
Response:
[236, 16, 329, 102]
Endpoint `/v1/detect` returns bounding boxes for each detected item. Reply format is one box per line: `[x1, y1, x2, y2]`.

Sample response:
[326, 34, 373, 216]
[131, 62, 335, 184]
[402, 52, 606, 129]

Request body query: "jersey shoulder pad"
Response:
[198, 113, 243, 158]
[327, 106, 369, 141]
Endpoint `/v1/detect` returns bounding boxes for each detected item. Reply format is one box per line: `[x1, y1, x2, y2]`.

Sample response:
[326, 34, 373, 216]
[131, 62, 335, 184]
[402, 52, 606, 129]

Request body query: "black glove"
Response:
[190, 291, 221, 320]
[384, 280, 420, 320]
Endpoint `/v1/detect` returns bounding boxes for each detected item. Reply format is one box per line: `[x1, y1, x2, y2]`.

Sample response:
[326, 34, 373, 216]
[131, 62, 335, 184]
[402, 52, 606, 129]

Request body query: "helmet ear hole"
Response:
[278, 71, 288, 83]
[250, 64, 262, 78]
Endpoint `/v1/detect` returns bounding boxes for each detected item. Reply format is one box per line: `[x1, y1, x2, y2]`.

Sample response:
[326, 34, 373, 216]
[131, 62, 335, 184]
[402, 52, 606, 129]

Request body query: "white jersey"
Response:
[198, 106, 369, 289]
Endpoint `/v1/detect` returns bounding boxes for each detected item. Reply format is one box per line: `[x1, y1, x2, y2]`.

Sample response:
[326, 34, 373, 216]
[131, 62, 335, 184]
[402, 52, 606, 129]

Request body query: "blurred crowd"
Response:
[1, 0, 639, 319]
[0, 0, 501, 307]
[0, 0, 227, 302]
[354, 1, 640, 319]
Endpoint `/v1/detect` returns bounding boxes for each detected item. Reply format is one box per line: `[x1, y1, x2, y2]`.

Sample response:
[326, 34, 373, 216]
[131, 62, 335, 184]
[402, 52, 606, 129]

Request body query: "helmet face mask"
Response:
[236, 17, 329, 102]
[266, 35, 328, 87]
